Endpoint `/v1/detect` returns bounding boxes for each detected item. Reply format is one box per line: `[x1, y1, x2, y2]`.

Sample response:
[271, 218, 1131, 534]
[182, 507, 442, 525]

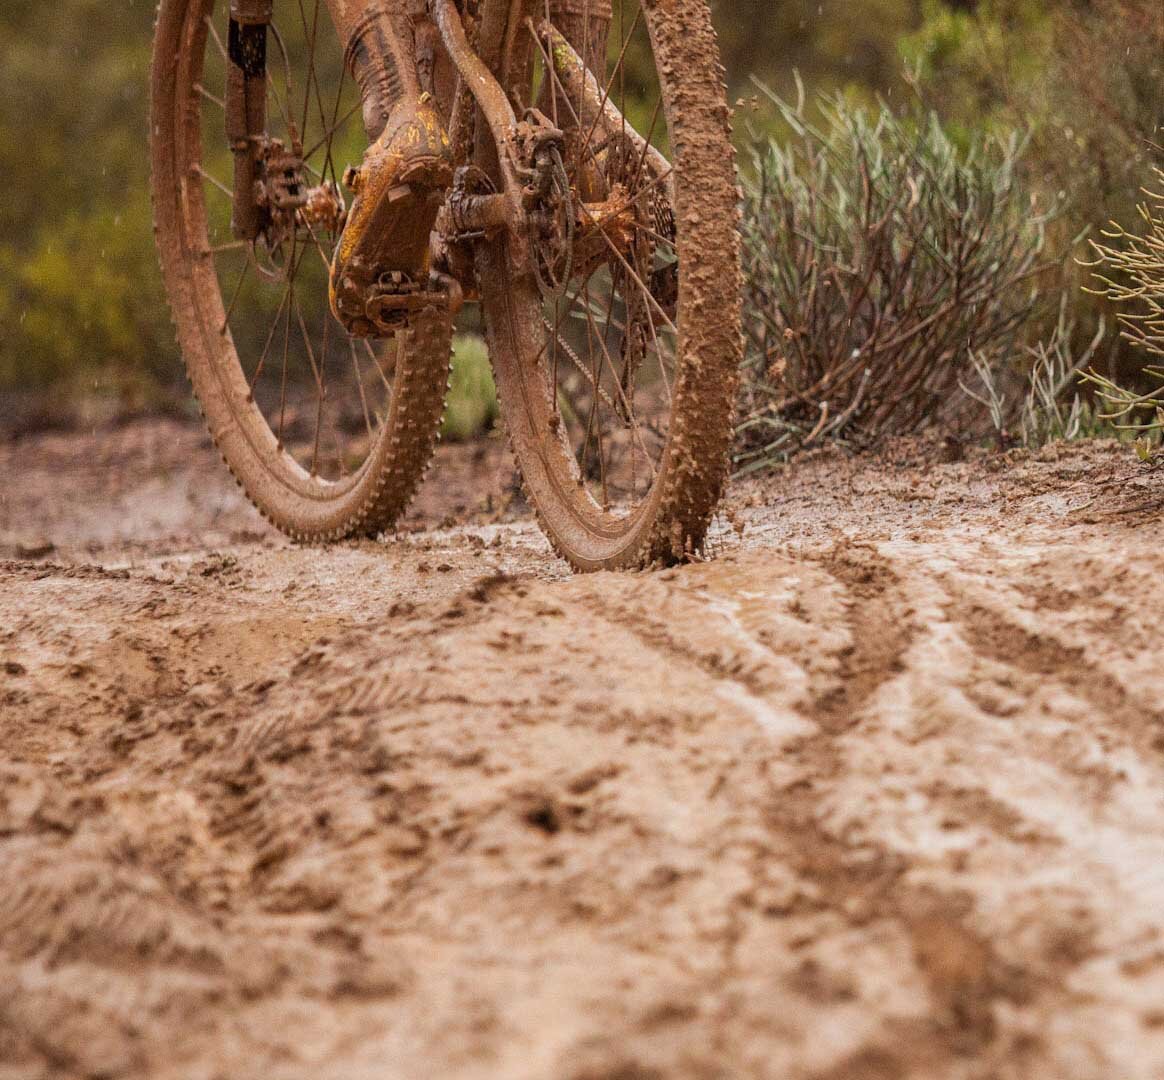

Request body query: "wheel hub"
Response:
[252, 137, 346, 251]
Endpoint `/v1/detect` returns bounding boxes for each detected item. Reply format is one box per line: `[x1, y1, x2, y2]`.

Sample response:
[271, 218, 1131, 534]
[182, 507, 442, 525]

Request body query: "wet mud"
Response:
[3, 421, 1164, 1079]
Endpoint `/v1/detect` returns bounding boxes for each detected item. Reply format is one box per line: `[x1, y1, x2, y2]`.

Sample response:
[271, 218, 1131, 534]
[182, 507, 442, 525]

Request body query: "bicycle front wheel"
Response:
[151, 0, 452, 541]
[477, 0, 743, 571]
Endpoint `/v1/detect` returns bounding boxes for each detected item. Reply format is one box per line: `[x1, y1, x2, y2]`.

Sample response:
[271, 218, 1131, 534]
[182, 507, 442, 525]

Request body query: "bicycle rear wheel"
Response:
[476, 0, 742, 570]
[151, 0, 452, 541]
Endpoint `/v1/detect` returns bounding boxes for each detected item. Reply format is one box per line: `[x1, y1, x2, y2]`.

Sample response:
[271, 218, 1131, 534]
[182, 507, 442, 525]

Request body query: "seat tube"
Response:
[324, 0, 425, 139]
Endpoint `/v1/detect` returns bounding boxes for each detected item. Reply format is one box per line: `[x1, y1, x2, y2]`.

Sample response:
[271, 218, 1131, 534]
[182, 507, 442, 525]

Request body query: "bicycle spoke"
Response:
[642, 298, 674, 408]
[205, 15, 228, 61]
[626, 218, 677, 250]
[320, 59, 350, 189]
[586, 285, 613, 507]
[543, 0, 559, 129]
[248, 284, 291, 392]
[631, 96, 665, 193]
[301, 219, 336, 274]
[601, 167, 675, 227]
[298, 0, 319, 140]
[578, 283, 609, 500]
[364, 340, 396, 395]
[580, 282, 657, 480]
[220, 259, 252, 334]
[580, 204, 679, 336]
[278, 277, 293, 447]
[202, 239, 251, 257]
[267, 70, 297, 148]
[298, 0, 339, 166]
[618, 2, 626, 154]
[550, 292, 562, 419]
[540, 313, 618, 414]
[195, 82, 225, 110]
[303, 99, 361, 162]
[529, 261, 605, 369]
[194, 164, 234, 200]
[580, 6, 643, 159]
[294, 297, 324, 393]
[349, 338, 375, 439]
[308, 297, 330, 475]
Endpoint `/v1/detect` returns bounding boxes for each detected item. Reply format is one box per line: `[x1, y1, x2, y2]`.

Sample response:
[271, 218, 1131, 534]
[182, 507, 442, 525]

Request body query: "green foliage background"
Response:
[0, 0, 174, 423]
[1, 0, 1161, 426]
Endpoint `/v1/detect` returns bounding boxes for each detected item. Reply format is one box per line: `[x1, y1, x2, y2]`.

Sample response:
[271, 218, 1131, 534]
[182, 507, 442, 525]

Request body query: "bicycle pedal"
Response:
[364, 272, 459, 335]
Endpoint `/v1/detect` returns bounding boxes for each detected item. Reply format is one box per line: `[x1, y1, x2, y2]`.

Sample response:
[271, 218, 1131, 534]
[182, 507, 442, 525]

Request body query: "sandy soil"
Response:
[3, 420, 1164, 1080]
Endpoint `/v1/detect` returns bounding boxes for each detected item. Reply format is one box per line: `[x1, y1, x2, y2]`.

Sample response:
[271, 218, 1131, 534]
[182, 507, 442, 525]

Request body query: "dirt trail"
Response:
[3, 421, 1164, 1080]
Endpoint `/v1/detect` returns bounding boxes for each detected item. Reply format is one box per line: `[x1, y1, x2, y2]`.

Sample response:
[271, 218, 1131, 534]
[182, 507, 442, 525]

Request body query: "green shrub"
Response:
[0, 0, 180, 430]
[961, 304, 1111, 449]
[0, 197, 174, 391]
[736, 85, 1055, 474]
[440, 335, 498, 442]
[902, 0, 1164, 379]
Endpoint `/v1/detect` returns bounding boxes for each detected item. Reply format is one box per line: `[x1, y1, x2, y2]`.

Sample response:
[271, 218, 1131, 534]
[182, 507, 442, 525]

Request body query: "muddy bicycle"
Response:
[151, 0, 742, 571]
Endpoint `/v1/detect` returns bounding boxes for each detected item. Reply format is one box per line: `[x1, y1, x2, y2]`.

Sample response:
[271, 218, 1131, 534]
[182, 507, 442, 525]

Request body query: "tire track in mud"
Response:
[925, 563, 1164, 1011]
[956, 600, 1164, 759]
[808, 546, 914, 732]
[561, 555, 859, 754]
[815, 536, 1164, 1078]
[764, 548, 1015, 1072]
[566, 544, 1054, 1076]
[746, 542, 1113, 1078]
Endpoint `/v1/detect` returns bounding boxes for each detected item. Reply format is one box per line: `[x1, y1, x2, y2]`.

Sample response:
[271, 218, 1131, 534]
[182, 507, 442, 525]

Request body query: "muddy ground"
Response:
[3, 420, 1164, 1080]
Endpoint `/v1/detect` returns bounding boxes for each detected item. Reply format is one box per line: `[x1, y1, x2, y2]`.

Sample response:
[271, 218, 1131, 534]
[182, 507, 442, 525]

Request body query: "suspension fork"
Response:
[225, 0, 274, 240]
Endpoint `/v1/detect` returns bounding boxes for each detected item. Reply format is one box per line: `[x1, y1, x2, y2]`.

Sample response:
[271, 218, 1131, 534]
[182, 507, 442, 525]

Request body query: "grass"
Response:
[441, 335, 499, 443]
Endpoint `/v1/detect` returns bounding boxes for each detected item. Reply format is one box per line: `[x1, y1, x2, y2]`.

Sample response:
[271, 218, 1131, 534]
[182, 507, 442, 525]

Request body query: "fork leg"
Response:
[226, 0, 274, 239]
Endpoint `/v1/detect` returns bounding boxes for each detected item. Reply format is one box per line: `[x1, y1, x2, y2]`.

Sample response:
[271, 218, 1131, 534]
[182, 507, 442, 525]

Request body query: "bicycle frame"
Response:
[430, 0, 528, 242]
[219, 0, 656, 290]
[429, 0, 668, 248]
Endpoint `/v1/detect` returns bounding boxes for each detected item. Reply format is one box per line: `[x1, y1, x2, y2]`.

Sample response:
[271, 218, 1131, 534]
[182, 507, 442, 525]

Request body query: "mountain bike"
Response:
[151, 0, 742, 571]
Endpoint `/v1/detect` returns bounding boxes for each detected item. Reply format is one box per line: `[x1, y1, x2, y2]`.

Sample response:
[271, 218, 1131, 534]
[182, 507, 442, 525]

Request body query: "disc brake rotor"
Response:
[593, 133, 677, 416]
[528, 145, 575, 302]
